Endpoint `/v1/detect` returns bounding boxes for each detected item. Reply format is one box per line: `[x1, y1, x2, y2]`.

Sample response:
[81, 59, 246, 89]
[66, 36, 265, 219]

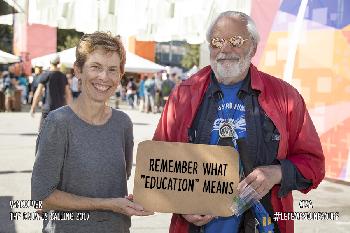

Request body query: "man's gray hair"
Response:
[206, 11, 260, 47]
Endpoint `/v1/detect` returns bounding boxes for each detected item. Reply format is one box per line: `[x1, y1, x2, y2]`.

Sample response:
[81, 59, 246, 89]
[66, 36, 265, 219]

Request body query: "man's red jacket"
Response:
[153, 64, 325, 233]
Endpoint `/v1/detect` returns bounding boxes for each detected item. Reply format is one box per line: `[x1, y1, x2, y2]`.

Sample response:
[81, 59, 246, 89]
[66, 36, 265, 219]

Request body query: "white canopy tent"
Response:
[125, 52, 165, 73]
[0, 50, 20, 64]
[31, 47, 165, 73]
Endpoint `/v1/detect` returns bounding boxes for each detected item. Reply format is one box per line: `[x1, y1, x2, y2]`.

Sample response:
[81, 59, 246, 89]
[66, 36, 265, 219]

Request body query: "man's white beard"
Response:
[211, 47, 253, 83]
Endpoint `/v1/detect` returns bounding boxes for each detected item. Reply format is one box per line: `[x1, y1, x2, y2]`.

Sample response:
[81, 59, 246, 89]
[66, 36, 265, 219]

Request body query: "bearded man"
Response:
[153, 11, 325, 233]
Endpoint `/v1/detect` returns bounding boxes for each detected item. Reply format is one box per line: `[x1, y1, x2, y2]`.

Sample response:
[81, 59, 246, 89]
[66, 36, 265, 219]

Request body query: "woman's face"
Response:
[75, 49, 121, 103]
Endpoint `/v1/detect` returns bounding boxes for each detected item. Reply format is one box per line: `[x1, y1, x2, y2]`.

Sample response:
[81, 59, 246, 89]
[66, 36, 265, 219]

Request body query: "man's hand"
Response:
[107, 198, 154, 216]
[182, 214, 214, 226]
[238, 165, 282, 199]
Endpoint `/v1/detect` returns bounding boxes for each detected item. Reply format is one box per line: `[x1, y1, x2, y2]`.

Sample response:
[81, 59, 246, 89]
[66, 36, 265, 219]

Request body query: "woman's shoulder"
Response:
[111, 108, 132, 125]
[46, 106, 74, 125]
[38, 106, 73, 137]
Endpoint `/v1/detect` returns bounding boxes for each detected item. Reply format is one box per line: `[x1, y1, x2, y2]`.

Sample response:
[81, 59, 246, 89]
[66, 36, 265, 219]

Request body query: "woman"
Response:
[31, 32, 152, 233]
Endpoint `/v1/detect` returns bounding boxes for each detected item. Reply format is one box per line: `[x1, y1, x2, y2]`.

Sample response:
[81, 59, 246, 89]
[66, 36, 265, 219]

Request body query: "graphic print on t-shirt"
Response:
[210, 82, 246, 148]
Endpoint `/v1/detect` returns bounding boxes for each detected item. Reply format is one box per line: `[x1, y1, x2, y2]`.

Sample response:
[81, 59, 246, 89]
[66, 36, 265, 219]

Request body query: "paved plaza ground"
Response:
[0, 104, 349, 232]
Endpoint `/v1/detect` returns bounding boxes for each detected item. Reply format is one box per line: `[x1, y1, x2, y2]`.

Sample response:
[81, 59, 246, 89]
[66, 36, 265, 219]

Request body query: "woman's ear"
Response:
[73, 63, 82, 77]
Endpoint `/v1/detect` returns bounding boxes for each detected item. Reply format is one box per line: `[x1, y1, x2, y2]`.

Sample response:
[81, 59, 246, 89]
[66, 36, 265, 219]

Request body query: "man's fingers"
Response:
[195, 215, 214, 226]
[237, 176, 254, 196]
[258, 187, 269, 199]
[198, 215, 212, 221]
[182, 214, 201, 222]
[190, 215, 214, 226]
[238, 174, 257, 193]
[201, 215, 214, 222]
[254, 180, 267, 194]
[237, 180, 247, 191]
[182, 214, 214, 226]
[249, 179, 263, 192]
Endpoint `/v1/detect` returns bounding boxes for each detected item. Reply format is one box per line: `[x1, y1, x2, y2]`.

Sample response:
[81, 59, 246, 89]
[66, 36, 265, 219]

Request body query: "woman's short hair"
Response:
[75, 32, 126, 75]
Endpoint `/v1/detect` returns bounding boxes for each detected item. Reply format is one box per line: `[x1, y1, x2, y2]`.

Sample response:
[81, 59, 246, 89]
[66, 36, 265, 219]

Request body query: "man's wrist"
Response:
[272, 164, 282, 184]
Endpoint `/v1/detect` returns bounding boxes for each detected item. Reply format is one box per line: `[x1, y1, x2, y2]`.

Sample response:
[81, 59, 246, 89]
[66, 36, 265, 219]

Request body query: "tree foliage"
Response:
[181, 44, 199, 69]
[0, 24, 13, 53]
[57, 29, 83, 52]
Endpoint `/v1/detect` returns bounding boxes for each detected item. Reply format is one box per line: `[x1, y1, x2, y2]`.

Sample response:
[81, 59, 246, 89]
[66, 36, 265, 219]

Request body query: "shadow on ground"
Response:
[0, 133, 37, 137]
[0, 170, 32, 175]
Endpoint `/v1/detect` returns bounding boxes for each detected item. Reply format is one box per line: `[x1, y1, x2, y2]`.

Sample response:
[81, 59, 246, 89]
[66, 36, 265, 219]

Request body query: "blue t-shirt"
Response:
[209, 82, 246, 147]
[139, 80, 145, 97]
[18, 76, 28, 86]
[206, 81, 246, 233]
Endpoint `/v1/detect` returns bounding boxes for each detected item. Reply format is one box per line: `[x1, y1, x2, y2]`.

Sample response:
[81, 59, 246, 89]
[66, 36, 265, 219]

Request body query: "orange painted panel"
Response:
[128, 36, 155, 62]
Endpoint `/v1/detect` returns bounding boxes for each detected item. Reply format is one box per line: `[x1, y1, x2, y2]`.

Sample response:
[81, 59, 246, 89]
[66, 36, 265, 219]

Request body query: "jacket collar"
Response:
[249, 64, 264, 93]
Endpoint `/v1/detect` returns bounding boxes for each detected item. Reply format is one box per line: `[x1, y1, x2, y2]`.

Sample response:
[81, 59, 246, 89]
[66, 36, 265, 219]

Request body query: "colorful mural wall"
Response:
[253, 0, 350, 181]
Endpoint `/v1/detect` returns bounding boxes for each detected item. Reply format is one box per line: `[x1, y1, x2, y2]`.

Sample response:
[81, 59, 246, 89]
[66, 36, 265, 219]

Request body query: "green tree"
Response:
[57, 29, 83, 52]
[181, 44, 199, 69]
[0, 24, 13, 53]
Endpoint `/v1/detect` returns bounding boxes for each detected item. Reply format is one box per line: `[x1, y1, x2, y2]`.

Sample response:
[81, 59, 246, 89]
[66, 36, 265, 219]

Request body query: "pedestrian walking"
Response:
[30, 55, 72, 130]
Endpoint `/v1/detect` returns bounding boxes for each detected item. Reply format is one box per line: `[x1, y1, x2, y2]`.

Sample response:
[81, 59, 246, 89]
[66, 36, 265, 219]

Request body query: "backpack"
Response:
[131, 82, 137, 91]
[162, 80, 175, 96]
[145, 81, 154, 93]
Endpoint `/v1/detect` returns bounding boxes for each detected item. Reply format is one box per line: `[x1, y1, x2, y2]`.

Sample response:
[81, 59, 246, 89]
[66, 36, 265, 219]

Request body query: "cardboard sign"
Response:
[133, 140, 240, 217]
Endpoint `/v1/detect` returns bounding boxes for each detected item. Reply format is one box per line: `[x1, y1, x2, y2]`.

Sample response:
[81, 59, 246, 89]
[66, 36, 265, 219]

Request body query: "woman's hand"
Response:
[107, 198, 154, 216]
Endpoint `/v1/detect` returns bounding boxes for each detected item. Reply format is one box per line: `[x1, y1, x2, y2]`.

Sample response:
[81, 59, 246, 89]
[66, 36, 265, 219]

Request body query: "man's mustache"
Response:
[216, 53, 240, 61]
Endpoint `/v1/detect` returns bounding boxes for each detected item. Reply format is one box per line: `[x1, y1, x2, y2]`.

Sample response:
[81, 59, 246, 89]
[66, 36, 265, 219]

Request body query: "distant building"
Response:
[155, 41, 186, 68]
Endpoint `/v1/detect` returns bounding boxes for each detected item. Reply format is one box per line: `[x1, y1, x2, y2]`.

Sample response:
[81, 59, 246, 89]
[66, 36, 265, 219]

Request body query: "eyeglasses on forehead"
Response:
[211, 36, 248, 49]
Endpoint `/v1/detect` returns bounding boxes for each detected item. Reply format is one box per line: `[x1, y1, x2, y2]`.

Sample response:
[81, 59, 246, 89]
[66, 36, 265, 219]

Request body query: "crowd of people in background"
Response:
[0, 59, 180, 114]
[120, 71, 176, 114]
[0, 58, 81, 113]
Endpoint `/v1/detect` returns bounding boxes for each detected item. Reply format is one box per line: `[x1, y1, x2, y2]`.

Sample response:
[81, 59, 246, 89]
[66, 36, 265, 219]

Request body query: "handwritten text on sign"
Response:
[141, 159, 234, 194]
